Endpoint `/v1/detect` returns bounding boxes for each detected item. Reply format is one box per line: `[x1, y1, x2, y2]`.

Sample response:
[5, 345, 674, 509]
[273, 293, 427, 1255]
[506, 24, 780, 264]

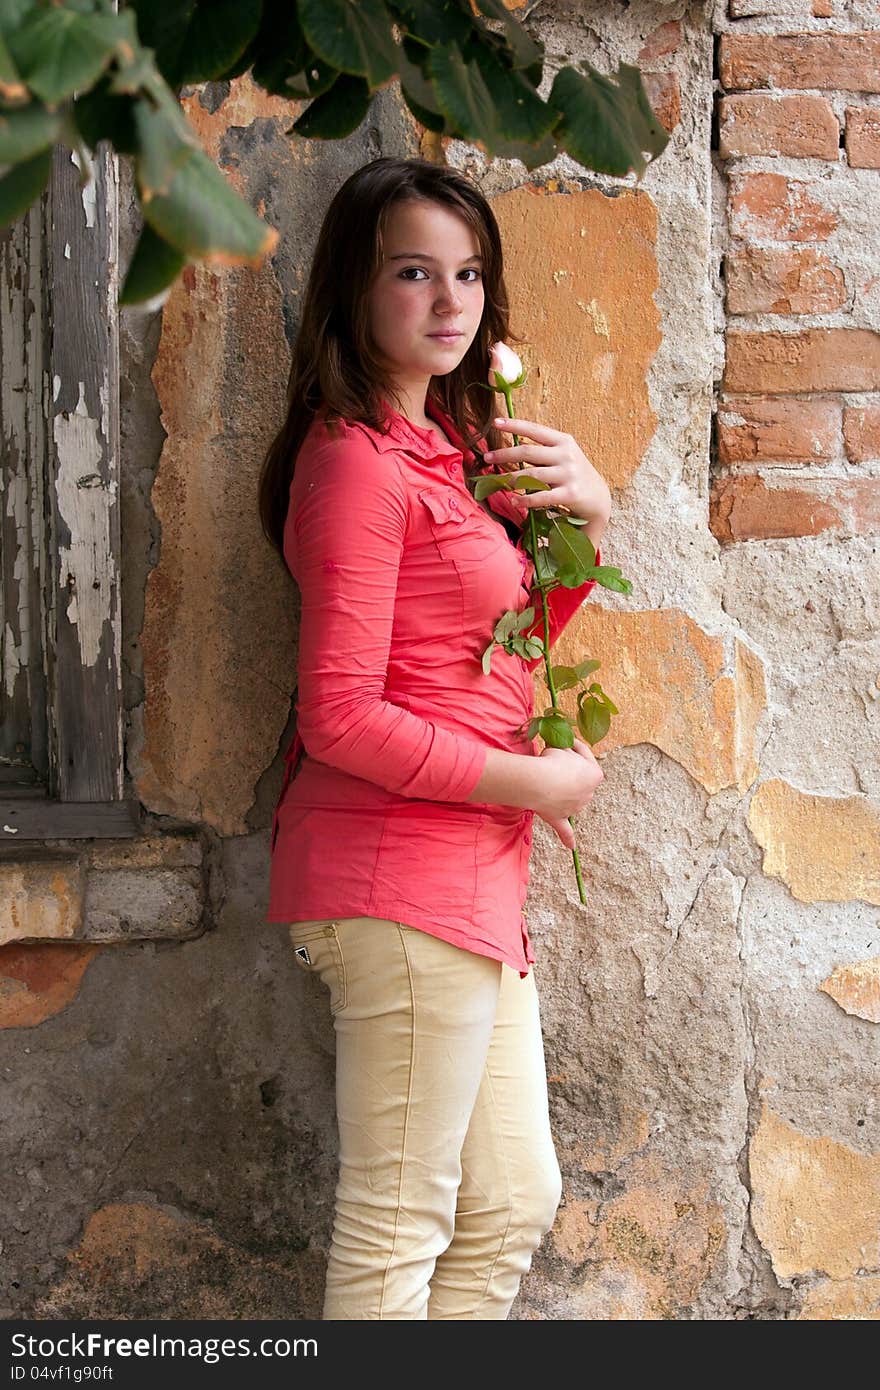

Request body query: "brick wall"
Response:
[712, 6, 880, 543]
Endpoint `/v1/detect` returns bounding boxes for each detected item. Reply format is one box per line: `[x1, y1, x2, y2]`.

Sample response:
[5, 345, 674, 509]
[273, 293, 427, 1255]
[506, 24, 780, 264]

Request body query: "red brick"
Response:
[716, 396, 840, 464]
[851, 478, 880, 532]
[843, 403, 880, 462]
[812, 1, 833, 16]
[724, 330, 880, 394]
[845, 107, 880, 168]
[725, 247, 846, 314]
[728, 173, 837, 243]
[718, 94, 839, 160]
[638, 21, 682, 62]
[642, 72, 681, 133]
[719, 34, 880, 92]
[709, 476, 879, 543]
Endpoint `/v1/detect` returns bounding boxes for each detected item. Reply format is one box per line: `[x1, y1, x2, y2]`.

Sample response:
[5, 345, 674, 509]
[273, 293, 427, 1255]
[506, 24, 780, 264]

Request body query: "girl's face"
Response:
[367, 198, 485, 401]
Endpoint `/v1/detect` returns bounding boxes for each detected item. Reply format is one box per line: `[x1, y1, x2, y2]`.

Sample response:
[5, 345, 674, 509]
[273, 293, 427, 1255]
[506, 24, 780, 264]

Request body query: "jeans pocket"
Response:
[287, 920, 347, 1015]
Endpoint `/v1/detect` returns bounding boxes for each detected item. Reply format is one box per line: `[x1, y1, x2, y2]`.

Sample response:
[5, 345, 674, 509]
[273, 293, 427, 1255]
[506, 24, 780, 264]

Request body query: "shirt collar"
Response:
[394, 394, 530, 529]
[318, 394, 529, 529]
[371, 394, 473, 463]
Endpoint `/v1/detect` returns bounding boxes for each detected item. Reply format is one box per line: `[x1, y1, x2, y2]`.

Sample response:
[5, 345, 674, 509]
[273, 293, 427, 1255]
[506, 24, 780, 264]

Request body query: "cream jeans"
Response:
[287, 915, 562, 1320]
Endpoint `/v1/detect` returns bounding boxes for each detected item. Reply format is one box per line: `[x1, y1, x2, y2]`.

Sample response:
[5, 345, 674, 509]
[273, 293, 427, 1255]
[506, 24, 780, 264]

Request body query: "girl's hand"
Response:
[530, 738, 604, 849]
[483, 417, 612, 523]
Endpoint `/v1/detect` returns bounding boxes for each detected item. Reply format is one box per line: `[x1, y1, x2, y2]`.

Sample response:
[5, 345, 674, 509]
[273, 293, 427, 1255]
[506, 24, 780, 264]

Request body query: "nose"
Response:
[434, 276, 463, 312]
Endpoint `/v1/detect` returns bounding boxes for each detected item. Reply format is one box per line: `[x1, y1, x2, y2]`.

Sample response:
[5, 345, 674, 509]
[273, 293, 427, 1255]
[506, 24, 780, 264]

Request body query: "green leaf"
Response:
[133, 94, 276, 263]
[531, 541, 558, 588]
[400, 85, 446, 132]
[466, 38, 555, 146]
[515, 605, 535, 630]
[0, 1, 32, 43]
[550, 665, 579, 692]
[215, 29, 264, 84]
[0, 25, 26, 102]
[428, 38, 557, 169]
[574, 658, 602, 679]
[282, 58, 339, 100]
[299, 0, 398, 89]
[586, 682, 619, 716]
[234, 0, 311, 97]
[592, 564, 633, 595]
[130, 0, 262, 88]
[0, 100, 61, 165]
[0, 145, 50, 228]
[8, 6, 137, 106]
[290, 72, 372, 139]
[119, 219, 186, 306]
[385, 2, 473, 49]
[428, 40, 496, 150]
[133, 91, 198, 199]
[548, 515, 596, 585]
[472, 0, 543, 72]
[394, 42, 442, 115]
[576, 695, 611, 745]
[74, 79, 138, 155]
[549, 61, 669, 179]
[107, 46, 161, 100]
[510, 473, 550, 493]
[473, 472, 514, 500]
[538, 713, 575, 749]
[473, 470, 548, 501]
[493, 608, 519, 640]
[481, 640, 495, 675]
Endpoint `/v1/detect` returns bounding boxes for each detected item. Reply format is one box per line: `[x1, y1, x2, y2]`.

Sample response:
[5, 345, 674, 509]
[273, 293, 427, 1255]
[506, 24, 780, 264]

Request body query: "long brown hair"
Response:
[257, 155, 523, 558]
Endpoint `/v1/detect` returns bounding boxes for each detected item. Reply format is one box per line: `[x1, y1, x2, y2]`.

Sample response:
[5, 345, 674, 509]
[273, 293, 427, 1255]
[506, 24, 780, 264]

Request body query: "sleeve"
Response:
[287, 431, 488, 801]
[520, 544, 602, 674]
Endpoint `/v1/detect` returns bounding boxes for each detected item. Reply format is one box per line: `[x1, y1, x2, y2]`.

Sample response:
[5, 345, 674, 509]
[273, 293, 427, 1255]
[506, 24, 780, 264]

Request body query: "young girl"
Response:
[258, 156, 610, 1320]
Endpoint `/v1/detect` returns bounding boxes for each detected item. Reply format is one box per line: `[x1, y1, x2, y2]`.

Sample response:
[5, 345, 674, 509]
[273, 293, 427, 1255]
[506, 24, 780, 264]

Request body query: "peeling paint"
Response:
[819, 956, 880, 1023]
[748, 779, 880, 905]
[69, 148, 97, 230]
[53, 381, 117, 666]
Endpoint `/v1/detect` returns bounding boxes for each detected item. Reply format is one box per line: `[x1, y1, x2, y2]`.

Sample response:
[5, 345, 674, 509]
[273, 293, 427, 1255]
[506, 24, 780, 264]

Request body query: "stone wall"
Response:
[1, 0, 877, 1320]
[708, 0, 880, 1317]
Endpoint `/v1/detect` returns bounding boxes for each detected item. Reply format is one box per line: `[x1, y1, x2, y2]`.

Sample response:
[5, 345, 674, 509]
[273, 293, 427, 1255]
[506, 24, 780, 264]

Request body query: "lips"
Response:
[428, 331, 463, 340]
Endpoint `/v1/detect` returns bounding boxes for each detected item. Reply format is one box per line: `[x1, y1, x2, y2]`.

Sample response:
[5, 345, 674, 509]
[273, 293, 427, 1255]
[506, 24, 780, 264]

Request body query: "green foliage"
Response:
[476, 464, 630, 755]
[481, 605, 544, 674]
[473, 470, 548, 501]
[549, 61, 668, 179]
[0, 0, 669, 303]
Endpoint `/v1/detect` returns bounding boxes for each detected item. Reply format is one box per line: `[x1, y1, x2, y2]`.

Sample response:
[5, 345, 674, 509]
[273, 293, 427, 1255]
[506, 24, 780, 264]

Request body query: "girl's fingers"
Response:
[494, 417, 561, 444]
[535, 813, 576, 849]
[519, 490, 569, 509]
[484, 444, 545, 463]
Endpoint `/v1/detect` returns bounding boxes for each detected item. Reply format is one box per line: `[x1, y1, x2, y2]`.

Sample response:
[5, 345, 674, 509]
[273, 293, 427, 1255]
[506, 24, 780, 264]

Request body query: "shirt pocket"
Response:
[418, 486, 470, 541]
[416, 485, 528, 638]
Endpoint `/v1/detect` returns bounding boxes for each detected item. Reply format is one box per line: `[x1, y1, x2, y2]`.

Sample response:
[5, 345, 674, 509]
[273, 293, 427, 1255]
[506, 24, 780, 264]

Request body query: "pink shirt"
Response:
[266, 394, 601, 976]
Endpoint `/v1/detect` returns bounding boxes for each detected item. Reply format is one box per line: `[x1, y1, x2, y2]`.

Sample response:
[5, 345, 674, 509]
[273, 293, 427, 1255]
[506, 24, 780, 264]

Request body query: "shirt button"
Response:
[523, 830, 532, 846]
[449, 497, 459, 510]
[446, 462, 458, 478]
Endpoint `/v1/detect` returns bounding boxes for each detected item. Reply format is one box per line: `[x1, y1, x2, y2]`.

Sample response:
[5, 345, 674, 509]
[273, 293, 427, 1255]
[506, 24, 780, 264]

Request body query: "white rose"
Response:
[488, 341, 524, 388]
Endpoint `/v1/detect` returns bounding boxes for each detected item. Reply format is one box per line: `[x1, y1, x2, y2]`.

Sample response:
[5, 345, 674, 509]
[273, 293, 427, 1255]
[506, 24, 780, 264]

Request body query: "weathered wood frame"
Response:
[1, 140, 140, 842]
